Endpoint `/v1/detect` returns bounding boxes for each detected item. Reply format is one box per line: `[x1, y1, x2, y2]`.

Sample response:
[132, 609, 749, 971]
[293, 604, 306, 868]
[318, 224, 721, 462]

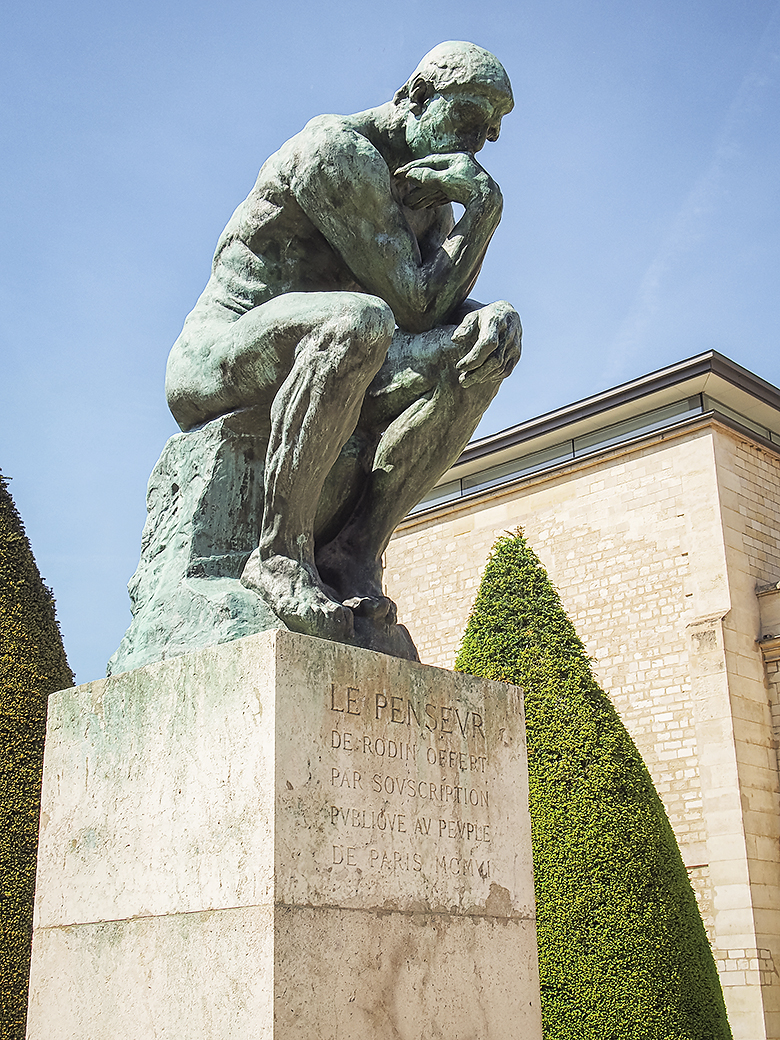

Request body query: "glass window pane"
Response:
[574, 397, 702, 455]
[409, 480, 462, 514]
[462, 441, 573, 493]
[703, 396, 774, 442]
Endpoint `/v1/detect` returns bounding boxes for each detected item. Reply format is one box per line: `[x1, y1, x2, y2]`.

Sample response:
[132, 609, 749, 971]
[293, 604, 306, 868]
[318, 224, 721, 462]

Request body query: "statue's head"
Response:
[395, 42, 514, 159]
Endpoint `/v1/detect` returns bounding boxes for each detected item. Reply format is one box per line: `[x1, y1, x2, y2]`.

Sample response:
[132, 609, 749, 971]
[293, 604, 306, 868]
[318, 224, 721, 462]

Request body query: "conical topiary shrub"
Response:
[0, 473, 74, 1040]
[455, 531, 731, 1040]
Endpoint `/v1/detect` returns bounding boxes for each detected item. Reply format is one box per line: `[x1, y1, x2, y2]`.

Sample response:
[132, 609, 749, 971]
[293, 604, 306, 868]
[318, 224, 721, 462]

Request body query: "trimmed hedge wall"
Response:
[1, 473, 73, 1040]
[455, 531, 731, 1040]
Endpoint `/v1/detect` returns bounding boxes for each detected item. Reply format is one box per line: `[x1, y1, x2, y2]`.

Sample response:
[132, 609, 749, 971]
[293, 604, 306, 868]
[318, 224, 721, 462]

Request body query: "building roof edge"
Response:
[457, 351, 780, 467]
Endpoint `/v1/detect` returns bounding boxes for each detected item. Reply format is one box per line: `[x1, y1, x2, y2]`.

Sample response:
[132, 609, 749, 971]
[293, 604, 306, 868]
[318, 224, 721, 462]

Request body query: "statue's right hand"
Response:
[395, 153, 501, 211]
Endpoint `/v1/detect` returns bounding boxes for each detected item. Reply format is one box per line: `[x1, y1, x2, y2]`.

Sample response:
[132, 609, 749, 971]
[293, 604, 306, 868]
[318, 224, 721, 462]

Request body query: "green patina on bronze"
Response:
[111, 42, 522, 673]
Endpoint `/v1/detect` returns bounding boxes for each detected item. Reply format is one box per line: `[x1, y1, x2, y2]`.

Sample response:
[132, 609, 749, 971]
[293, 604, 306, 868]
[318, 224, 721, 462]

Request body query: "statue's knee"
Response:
[337, 294, 394, 367]
[349, 295, 394, 347]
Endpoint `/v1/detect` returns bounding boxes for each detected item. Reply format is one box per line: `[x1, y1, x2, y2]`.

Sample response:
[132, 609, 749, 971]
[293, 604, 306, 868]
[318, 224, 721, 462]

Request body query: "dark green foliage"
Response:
[1, 473, 73, 1040]
[455, 531, 731, 1040]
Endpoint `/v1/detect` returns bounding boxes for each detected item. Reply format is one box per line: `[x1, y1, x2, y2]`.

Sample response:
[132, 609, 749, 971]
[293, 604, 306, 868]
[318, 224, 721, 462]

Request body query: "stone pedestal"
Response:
[27, 630, 541, 1040]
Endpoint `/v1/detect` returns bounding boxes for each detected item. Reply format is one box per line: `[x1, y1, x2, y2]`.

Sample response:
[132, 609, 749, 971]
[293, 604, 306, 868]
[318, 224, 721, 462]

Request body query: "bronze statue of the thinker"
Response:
[109, 42, 521, 672]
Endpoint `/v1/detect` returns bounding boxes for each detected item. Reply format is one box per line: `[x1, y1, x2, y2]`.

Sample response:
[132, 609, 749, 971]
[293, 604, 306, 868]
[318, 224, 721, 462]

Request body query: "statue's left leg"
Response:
[315, 313, 517, 606]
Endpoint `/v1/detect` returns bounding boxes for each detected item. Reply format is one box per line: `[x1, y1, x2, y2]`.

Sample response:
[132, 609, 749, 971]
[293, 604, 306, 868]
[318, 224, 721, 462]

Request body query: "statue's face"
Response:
[405, 86, 509, 159]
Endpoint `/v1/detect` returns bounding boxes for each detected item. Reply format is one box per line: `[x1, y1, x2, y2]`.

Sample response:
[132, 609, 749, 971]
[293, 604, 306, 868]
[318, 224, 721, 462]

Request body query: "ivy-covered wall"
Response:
[455, 531, 731, 1040]
[1, 473, 73, 1040]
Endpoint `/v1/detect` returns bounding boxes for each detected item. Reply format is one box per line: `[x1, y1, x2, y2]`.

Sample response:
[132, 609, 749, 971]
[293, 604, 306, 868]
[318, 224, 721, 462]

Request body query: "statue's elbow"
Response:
[391, 290, 439, 335]
[395, 314, 436, 335]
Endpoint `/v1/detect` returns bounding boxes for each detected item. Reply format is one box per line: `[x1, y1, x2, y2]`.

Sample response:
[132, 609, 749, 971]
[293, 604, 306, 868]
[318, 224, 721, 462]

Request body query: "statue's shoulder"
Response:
[273, 115, 396, 231]
[283, 115, 387, 182]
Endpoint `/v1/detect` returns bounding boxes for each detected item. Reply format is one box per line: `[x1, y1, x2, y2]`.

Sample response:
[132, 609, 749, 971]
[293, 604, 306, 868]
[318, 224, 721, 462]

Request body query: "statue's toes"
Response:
[325, 600, 356, 640]
[343, 595, 397, 625]
[283, 598, 355, 642]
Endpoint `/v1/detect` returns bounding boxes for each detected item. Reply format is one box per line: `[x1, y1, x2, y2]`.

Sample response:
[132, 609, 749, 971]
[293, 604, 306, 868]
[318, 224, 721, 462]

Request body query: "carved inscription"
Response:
[324, 682, 497, 888]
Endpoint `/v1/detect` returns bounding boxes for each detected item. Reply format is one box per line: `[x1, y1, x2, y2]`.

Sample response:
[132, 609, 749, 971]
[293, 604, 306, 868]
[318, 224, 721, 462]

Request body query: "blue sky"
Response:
[3, 0, 780, 683]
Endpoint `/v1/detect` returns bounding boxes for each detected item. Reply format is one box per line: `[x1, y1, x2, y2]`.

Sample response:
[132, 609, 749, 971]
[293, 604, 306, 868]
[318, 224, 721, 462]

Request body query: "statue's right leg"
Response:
[215, 291, 396, 641]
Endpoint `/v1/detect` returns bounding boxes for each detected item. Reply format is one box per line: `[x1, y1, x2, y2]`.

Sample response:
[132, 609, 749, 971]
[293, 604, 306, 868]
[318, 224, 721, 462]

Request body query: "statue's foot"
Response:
[241, 549, 354, 642]
[353, 616, 420, 662]
[316, 543, 397, 624]
[342, 595, 397, 624]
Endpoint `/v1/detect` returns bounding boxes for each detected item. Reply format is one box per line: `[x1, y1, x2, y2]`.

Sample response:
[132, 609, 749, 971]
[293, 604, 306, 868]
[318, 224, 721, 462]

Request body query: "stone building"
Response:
[386, 351, 780, 1040]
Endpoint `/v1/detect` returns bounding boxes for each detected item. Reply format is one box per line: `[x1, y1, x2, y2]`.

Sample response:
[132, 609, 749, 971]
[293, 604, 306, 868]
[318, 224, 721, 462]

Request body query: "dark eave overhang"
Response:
[452, 350, 780, 471]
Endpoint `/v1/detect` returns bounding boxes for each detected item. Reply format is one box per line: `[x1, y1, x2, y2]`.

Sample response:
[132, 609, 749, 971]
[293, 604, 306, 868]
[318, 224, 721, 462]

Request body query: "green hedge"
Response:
[1, 473, 73, 1040]
[455, 531, 731, 1040]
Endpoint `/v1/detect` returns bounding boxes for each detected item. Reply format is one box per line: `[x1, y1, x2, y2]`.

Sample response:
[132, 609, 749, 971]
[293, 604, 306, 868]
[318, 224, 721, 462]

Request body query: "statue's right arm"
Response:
[289, 125, 502, 334]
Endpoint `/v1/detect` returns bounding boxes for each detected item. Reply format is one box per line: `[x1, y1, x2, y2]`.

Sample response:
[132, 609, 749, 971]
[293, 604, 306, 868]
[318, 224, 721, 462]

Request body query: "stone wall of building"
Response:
[710, 427, 780, 1037]
[728, 436, 780, 583]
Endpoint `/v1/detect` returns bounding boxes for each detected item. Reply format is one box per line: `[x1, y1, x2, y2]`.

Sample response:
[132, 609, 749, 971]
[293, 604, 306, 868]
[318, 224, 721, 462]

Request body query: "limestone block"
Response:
[28, 908, 538, 1040]
[28, 630, 541, 1040]
[759, 587, 780, 638]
